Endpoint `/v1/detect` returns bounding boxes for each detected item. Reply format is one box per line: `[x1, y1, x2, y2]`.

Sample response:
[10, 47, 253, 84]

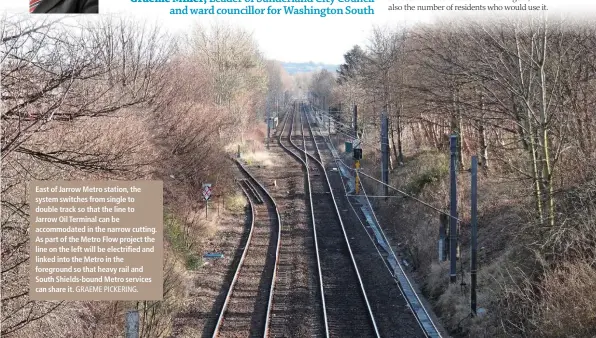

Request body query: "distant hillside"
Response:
[281, 61, 339, 75]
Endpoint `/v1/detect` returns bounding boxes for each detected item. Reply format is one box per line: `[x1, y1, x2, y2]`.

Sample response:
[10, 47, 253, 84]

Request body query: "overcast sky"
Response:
[1, 0, 593, 64]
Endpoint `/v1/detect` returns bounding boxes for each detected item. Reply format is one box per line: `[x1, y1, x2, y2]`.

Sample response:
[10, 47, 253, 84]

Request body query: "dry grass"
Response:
[537, 262, 596, 337]
[225, 123, 269, 155]
[397, 161, 595, 337]
[355, 144, 596, 337]
[241, 151, 274, 167]
[494, 180, 596, 337]
[225, 192, 248, 213]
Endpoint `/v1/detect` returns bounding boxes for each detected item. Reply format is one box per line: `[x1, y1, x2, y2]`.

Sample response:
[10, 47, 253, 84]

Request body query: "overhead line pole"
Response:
[449, 134, 458, 283]
[354, 104, 358, 136]
[470, 155, 478, 316]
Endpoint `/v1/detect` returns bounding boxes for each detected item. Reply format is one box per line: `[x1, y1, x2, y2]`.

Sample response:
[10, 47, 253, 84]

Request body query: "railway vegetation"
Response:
[224, 192, 247, 213]
[164, 212, 202, 270]
[1, 14, 289, 337]
[403, 151, 449, 196]
[310, 13, 596, 338]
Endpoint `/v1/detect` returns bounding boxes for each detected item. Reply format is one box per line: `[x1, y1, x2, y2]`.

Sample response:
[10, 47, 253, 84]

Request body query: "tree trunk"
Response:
[513, 28, 544, 226]
[538, 21, 555, 227]
[478, 88, 489, 172]
[390, 115, 402, 167]
[479, 124, 488, 172]
[397, 104, 404, 165]
[413, 123, 422, 150]
[528, 110, 545, 226]
[389, 140, 394, 170]
[458, 111, 465, 170]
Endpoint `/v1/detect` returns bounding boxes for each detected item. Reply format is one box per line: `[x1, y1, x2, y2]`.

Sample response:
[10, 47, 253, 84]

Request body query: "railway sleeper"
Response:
[243, 179, 264, 204]
[249, 185, 263, 204]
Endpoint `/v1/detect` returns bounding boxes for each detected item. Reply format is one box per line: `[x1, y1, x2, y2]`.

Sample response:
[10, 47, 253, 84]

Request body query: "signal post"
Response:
[353, 138, 362, 194]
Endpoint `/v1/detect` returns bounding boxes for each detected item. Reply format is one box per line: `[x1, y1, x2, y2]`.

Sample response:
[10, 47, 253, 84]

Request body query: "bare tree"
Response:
[187, 21, 268, 142]
[1, 15, 174, 337]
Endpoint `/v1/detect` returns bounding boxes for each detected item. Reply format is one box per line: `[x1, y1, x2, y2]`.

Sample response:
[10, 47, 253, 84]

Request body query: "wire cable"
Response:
[310, 106, 439, 337]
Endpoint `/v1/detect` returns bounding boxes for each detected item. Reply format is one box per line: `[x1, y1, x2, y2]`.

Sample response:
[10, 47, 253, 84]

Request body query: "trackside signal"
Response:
[353, 148, 362, 160]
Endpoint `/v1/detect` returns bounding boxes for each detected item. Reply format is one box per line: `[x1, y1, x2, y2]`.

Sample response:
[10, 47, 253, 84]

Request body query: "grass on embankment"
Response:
[164, 212, 202, 271]
[358, 146, 596, 337]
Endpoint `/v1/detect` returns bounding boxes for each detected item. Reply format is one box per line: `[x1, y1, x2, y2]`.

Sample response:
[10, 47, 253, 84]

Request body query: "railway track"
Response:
[304, 104, 442, 338]
[269, 104, 326, 337]
[211, 160, 281, 338]
[249, 105, 324, 337]
[211, 100, 438, 338]
[282, 103, 308, 163]
[285, 102, 380, 338]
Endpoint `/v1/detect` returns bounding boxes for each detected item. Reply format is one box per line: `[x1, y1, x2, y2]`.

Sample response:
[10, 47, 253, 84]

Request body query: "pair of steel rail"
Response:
[212, 100, 441, 338]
